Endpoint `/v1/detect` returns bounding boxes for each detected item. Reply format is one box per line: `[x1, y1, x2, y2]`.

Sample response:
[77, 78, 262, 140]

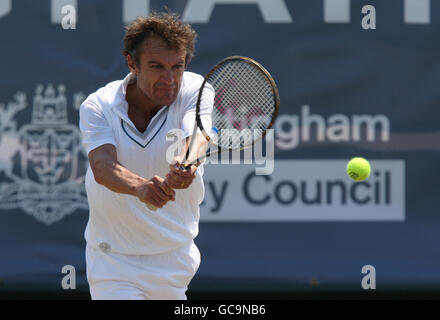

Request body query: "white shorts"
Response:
[86, 241, 201, 300]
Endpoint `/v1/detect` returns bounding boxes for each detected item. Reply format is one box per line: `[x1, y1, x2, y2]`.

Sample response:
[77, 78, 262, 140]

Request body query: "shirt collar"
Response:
[111, 72, 170, 131]
[110, 73, 135, 125]
[121, 72, 136, 97]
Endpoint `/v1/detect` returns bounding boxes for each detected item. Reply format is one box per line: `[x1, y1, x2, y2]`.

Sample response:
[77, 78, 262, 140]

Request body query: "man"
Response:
[79, 12, 213, 300]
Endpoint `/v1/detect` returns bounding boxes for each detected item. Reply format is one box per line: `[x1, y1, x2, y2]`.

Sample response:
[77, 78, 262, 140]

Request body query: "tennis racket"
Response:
[147, 56, 280, 210]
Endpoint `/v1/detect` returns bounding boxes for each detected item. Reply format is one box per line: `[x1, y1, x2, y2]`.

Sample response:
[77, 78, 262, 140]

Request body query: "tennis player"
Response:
[79, 12, 213, 300]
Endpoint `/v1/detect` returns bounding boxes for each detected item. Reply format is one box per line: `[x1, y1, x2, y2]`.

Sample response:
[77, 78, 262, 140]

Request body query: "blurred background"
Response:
[1, 0, 440, 299]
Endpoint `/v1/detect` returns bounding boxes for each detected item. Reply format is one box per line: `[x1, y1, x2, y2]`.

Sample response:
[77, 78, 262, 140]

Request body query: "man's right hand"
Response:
[135, 176, 176, 208]
[88, 144, 175, 208]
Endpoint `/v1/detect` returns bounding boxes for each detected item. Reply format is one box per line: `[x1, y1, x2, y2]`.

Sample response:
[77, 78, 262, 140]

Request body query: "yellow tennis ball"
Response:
[346, 157, 371, 181]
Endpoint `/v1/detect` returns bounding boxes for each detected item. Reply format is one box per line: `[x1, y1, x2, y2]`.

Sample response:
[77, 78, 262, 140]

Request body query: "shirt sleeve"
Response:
[79, 98, 116, 154]
[181, 82, 214, 138]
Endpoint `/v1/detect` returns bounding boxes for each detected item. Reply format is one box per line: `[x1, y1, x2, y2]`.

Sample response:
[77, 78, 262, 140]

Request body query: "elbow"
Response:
[87, 145, 117, 186]
[94, 172, 104, 185]
[90, 160, 106, 185]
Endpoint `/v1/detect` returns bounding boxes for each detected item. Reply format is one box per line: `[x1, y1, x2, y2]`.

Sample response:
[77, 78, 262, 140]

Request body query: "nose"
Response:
[161, 69, 174, 85]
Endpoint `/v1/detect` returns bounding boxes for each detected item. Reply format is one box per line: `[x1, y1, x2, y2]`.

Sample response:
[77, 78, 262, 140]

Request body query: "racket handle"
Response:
[182, 159, 203, 169]
[146, 164, 199, 212]
[146, 175, 174, 212]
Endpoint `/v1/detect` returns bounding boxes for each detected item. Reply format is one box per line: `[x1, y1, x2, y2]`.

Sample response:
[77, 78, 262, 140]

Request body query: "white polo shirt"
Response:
[79, 72, 213, 255]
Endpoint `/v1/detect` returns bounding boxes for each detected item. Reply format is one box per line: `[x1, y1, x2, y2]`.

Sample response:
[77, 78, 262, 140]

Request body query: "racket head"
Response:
[195, 56, 280, 150]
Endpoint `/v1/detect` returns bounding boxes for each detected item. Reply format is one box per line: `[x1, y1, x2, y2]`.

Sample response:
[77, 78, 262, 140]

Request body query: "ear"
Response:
[126, 54, 138, 75]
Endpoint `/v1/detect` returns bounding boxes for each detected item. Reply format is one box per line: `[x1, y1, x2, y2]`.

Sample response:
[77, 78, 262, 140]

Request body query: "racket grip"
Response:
[146, 165, 198, 212]
[147, 203, 158, 211]
[181, 160, 202, 169]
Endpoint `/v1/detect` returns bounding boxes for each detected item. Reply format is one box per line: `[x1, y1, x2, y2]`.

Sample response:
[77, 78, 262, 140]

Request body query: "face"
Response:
[127, 37, 186, 108]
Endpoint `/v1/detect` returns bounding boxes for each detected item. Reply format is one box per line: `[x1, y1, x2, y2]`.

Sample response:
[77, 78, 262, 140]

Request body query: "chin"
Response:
[158, 95, 177, 106]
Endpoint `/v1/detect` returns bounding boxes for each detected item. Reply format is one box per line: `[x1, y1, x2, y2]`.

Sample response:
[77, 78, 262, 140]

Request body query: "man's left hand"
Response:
[165, 163, 197, 189]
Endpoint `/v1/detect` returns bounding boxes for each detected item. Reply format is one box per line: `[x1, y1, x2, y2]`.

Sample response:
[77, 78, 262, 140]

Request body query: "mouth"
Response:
[157, 86, 175, 93]
[156, 85, 177, 96]
[155, 87, 177, 103]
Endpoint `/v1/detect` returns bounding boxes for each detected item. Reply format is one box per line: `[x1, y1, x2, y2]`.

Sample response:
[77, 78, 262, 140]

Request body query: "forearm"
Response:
[180, 132, 209, 166]
[87, 144, 174, 208]
[164, 133, 208, 190]
[93, 158, 146, 196]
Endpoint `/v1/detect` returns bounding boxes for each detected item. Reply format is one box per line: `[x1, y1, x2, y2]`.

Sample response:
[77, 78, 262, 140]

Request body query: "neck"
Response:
[126, 82, 160, 116]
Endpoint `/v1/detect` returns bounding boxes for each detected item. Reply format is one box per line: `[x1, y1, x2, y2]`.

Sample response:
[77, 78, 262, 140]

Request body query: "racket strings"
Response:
[207, 60, 276, 149]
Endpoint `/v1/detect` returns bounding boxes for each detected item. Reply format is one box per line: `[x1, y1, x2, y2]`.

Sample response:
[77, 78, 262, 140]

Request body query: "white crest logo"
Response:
[0, 85, 88, 225]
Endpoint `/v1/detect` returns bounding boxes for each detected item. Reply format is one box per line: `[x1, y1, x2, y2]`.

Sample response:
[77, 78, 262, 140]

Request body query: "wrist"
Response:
[131, 176, 148, 196]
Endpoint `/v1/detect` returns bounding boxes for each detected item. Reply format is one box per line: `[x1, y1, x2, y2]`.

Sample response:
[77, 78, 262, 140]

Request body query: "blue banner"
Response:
[0, 0, 439, 292]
